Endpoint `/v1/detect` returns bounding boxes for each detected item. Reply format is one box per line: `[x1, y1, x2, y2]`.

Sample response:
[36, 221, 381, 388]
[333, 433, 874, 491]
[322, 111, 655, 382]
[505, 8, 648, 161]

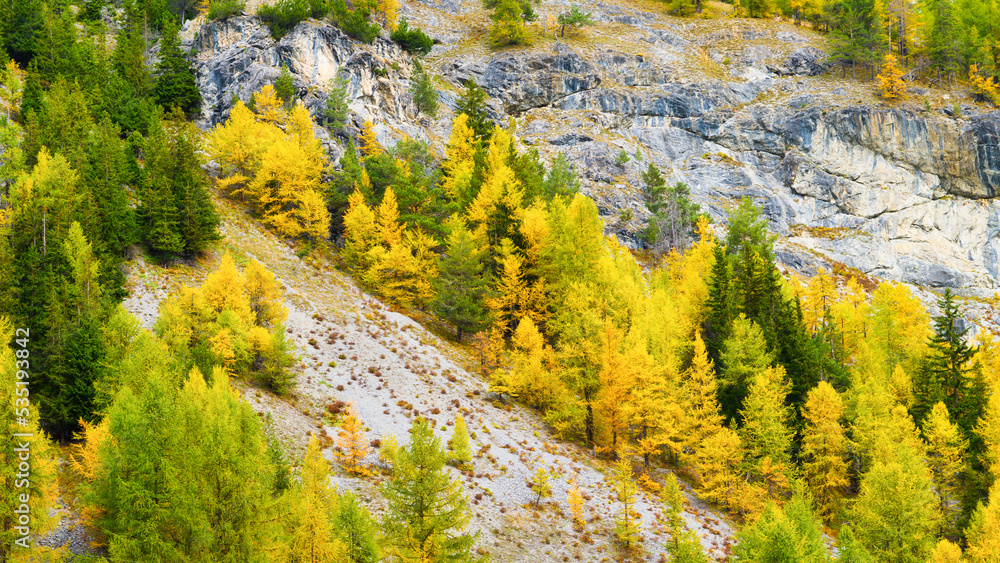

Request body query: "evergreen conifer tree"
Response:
[382, 418, 478, 563]
[455, 82, 492, 141]
[153, 20, 203, 116]
[431, 219, 491, 342]
[411, 59, 438, 118]
[914, 289, 976, 428]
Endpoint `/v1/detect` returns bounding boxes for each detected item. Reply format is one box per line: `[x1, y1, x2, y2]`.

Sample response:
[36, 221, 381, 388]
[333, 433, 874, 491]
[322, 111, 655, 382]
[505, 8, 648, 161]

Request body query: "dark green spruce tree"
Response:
[431, 221, 492, 343]
[153, 20, 203, 116]
[913, 288, 982, 434]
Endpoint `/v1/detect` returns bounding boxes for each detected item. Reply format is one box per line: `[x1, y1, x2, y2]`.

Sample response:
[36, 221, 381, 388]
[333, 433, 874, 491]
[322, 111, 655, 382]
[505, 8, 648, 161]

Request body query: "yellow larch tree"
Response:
[978, 382, 1000, 482]
[928, 539, 963, 563]
[800, 268, 837, 334]
[876, 53, 906, 100]
[359, 120, 383, 157]
[207, 87, 331, 240]
[376, 0, 401, 30]
[568, 479, 585, 530]
[342, 189, 379, 273]
[870, 281, 930, 373]
[486, 245, 547, 336]
[440, 114, 478, 205]
[243, 259, 287, 328]
[678, 332, 727, 467]
[923, 402, 968, 537]
[613, 454, 640, 550]
[829, 275, 871, 362]
[375, 186, 405, 248]
[288, 434, 344, 563]
[496, 317, 563, 410]
[595, 319, 633, 455]
[800, 381, 849, 523]
[336, 404, 371, 476]
[966, 480, 1000, 563]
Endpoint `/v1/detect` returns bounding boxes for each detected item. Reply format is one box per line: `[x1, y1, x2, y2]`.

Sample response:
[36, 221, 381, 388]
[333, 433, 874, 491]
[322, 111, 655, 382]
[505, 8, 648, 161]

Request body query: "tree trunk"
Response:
[457, 327, 463, 344]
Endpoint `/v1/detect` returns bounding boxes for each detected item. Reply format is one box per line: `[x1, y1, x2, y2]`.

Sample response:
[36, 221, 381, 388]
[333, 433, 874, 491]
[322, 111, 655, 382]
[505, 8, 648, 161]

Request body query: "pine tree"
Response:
[275, 64, 296, 107]
[449, 412, 472, 470]
[324, 74, 351, 130]
[140, 111, 220, 258]
[153, 20, 203, 116]
[431, 218, 491, 342]
[336, 404, 371, 476]
[529, 467, 553, 505]
[454, 82, 492, 141]
[411, 60, 438, 118]
[382, 418, 477, 563]
[556, 6, 595, 36]
[801, 381, 849, 523]
[914, 288, 977, 429]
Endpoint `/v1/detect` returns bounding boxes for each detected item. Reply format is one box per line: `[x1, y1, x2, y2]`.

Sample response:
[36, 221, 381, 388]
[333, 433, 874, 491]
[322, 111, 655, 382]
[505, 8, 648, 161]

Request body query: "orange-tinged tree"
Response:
[876, 53, 906, 100]
[595, 319, 633, 455]
[336, 404, 371, 476]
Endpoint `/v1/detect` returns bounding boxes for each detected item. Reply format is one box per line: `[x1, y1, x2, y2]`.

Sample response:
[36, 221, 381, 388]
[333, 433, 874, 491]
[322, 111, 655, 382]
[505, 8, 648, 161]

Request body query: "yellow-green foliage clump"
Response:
[155, 253, 296, 393]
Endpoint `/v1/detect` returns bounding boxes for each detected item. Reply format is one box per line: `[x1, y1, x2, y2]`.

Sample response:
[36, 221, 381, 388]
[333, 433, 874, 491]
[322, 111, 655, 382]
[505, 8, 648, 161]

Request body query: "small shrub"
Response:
[257, 0, 328, 40]
[207, 0, 244, 20]
[330, 0, 381, 43]
[615, 149, 630, 166]
[390, 17, 433, 56]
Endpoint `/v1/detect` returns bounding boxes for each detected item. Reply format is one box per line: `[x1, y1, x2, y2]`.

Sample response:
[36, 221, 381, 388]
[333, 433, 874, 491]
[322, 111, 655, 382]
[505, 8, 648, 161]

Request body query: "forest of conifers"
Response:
[1, 0, 1000, 561]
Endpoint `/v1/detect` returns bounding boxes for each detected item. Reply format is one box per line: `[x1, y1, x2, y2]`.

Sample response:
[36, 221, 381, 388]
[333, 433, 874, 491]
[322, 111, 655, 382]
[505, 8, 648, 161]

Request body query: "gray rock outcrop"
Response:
[184, 5, 1000, 294]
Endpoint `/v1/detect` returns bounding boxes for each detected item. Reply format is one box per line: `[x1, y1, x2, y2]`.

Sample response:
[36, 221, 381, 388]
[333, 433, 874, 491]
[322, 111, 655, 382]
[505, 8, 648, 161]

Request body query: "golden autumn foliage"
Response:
[341, 187, 438, 307]
[207, 86, 330, 240]
[876, 53, 906, 100]
[966, 480, 1000, 563]
[288, 435, 345, 563]
[155, 254, 293, 391]
[336, 404, 372, 476]
[568, 480, 585, 530]
[801, 381, 849, 522]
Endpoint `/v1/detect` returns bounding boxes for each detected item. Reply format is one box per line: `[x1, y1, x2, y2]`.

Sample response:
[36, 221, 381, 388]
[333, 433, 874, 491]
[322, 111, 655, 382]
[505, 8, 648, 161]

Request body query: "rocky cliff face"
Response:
[182, 0, 1000, 294]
